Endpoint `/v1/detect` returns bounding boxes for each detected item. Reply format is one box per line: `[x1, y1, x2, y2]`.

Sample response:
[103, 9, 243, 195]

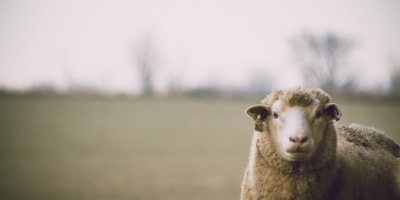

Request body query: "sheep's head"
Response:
[246, 88, 341, 162]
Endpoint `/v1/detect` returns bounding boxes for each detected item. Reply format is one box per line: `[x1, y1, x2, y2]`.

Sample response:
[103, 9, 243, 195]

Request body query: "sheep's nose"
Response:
[289, 135, 309, 144]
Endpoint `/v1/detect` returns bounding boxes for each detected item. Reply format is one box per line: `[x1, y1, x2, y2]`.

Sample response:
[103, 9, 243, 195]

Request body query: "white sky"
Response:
[0, 0, 399, 94]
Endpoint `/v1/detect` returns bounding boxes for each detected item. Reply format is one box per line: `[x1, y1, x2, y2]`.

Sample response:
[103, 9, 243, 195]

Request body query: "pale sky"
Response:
[1, 0, 399, 94]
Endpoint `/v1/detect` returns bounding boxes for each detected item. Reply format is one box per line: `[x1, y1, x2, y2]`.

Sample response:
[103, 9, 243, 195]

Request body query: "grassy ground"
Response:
[0, 96, 399, 200]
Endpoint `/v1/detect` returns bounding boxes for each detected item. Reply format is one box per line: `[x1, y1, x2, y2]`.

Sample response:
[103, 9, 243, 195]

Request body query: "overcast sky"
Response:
[1, 0, 399, 94]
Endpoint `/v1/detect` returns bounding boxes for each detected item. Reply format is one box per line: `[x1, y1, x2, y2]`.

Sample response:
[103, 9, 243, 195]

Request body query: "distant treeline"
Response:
[1, 86, 400, 105]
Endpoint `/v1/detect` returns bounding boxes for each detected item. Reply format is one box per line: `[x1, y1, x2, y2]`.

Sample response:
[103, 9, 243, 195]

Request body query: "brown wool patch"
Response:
[261, 87, 332, 107]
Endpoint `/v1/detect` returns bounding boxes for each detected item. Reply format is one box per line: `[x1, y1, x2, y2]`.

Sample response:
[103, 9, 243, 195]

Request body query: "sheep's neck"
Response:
[253, 144, 338, 199]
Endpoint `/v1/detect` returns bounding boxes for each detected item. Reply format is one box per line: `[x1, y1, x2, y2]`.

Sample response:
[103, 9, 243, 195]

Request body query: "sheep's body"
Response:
[334, 124, 400, 199]
[241, 88, 400, 200]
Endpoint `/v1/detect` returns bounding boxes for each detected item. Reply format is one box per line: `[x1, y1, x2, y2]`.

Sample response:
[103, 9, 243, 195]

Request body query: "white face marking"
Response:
[269, 99, 325, 161]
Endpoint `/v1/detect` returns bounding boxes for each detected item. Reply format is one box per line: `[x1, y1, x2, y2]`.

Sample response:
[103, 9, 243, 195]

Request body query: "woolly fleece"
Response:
[241, 88, 400, 200]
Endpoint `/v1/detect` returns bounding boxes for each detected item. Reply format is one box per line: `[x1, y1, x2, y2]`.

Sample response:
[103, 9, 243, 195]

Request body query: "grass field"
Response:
[0, 96, 399, 200]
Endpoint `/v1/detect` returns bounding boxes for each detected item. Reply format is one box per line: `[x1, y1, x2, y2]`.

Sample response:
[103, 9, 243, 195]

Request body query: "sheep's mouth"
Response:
[285, 149, 312, 161]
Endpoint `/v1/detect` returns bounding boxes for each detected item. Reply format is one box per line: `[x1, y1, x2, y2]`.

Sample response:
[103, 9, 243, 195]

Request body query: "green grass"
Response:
[0, 96, 399, 200]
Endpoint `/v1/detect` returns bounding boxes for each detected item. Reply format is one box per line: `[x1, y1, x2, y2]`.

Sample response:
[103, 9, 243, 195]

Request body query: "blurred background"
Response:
[0, 0, 399, 199]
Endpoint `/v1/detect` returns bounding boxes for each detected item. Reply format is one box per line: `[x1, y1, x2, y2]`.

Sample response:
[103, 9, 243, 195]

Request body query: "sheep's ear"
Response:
[246, 105, 270, 120]
[324, 103, 342, 121]
[245, 105, 270, 132]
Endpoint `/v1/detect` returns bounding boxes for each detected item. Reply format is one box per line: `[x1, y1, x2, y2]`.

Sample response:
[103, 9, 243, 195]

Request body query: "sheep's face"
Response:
[246, 99, 341, 162]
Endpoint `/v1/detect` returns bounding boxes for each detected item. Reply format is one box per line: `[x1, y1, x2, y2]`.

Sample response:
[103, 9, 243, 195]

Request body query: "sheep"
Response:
[241, 87, 400, 200]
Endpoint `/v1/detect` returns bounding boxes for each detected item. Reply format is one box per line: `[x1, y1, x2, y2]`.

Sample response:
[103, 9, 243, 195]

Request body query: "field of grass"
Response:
[0, 95, 399, 200]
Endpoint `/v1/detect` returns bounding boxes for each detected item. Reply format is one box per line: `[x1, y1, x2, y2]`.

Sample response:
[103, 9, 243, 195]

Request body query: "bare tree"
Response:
[134, 35, 158, 95]
[388, 57, 400, 95]
[290, 32, 356, 92]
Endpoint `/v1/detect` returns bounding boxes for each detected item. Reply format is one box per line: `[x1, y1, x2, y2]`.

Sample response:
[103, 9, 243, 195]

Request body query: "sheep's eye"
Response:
[273, 112, 279, 119]
[316, 112, 322, 118]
